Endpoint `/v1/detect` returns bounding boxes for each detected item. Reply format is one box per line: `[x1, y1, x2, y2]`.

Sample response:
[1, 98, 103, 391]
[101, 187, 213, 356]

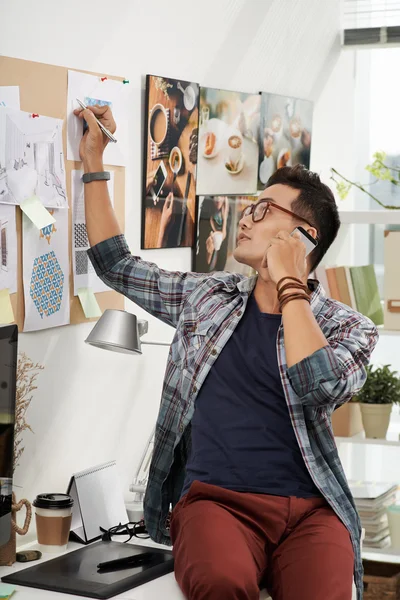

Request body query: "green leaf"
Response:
[352, 364, 400, 404]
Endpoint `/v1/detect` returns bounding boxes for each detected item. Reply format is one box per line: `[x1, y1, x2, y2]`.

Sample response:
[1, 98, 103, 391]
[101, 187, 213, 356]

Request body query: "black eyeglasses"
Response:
[241, 199, 318, 235]
[100, 520, 150, 543]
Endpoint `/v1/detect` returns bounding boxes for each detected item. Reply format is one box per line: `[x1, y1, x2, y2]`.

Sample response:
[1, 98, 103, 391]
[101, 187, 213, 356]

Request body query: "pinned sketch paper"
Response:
[67, 70, 129, 166]
[0, 289, 14, 324]
[0, 204, 17, 294]
[78, 288, 102, 318]
[20, 196, 56, 229]
[0, 108, 67, 207]
[0, 86, 20, 109]
[71, 169, 114, 295]
[22, 208, 69, 332]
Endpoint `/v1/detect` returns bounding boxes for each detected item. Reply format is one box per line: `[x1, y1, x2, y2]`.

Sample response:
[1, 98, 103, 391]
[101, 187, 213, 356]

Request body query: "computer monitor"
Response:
[0, 324, 18, 547]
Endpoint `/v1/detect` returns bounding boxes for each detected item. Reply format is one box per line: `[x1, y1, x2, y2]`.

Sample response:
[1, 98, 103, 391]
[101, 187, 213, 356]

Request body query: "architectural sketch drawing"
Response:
[0, 86, 20, 110]
[0, 108, 67, 208]
[23, 208, 69, 332]
[71, 169, 114, 295]
[0, 204, 17, 293]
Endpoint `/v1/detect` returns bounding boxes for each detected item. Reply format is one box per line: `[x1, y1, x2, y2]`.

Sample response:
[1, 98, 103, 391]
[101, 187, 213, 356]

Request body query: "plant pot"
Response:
[360, 403, 392, 439]
[332, 403, 363, 437]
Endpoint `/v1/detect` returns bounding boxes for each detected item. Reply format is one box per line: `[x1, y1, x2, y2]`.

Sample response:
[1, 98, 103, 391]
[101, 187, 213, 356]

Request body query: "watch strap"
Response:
[82, 171, 110, 184]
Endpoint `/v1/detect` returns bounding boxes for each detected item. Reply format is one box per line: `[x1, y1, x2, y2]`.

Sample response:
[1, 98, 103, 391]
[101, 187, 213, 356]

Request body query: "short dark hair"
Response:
[266, 165, 340, 271]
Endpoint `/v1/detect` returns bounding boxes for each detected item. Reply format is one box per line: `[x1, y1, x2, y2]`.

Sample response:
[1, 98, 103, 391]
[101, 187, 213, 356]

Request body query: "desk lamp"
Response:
[85, 309, 170, 353]
[85, 309, 169, 520]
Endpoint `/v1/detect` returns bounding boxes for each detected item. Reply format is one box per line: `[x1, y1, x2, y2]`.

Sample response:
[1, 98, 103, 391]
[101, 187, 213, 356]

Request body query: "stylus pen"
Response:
[76, 98, 117, 143]
[97, 551, 154, 571]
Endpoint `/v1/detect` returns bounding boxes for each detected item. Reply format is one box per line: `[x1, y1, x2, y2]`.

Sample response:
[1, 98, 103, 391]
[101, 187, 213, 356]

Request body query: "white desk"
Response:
[0, 537, 271, 600]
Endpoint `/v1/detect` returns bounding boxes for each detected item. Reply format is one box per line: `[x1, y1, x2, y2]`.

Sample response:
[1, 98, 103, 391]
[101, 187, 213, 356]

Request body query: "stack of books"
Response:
[314, 265, 384, 326]
[349, 480, 398, 548]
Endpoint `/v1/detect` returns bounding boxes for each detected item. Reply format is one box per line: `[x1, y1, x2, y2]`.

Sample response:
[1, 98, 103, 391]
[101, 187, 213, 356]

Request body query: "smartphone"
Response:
[291, 226, 318, 256]
[150, 162, 168, 204]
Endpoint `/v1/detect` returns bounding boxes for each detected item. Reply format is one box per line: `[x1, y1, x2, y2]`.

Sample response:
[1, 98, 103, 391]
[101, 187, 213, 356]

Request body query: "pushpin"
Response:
[123, 79, 129, 84]
[31, 113, 39, 118]
[100, 77, 108, 82]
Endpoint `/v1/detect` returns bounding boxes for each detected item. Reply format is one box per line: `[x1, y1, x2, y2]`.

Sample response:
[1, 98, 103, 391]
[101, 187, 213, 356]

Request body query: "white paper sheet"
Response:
[67, 70, 129, 167]
[22, 207, 70, 332]
[71, 169, 115, 295]
[0, 86, 20, 109]
[0, 108, 67, 207]
[0, 204, 17, 294]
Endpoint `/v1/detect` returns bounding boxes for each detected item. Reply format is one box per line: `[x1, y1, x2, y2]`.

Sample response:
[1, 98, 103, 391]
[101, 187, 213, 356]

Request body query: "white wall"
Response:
[1, 0, 343, 542]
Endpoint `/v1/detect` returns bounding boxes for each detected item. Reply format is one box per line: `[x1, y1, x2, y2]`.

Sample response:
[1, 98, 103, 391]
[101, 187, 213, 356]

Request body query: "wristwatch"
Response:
[82, 171, 110, 184]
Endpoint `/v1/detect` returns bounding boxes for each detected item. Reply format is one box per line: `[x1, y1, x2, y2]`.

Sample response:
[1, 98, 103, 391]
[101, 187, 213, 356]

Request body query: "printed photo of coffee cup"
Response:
[227, 133, 243, 171]
[289, 117, 302, 147]
[149, 104, 169, 146]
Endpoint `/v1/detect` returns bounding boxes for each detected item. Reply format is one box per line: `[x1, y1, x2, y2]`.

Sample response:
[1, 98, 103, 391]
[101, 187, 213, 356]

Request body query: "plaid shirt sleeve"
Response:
[87, 235, 205, 328]
[286, 314, 379, 407]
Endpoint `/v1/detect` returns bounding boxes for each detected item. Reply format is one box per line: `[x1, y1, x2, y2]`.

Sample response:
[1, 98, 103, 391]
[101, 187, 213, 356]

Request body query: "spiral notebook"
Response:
[67, 461, 128, 544]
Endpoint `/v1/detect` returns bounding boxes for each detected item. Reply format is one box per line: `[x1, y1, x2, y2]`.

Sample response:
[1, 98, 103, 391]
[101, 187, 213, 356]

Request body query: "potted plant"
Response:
[352, 364, 400, 439]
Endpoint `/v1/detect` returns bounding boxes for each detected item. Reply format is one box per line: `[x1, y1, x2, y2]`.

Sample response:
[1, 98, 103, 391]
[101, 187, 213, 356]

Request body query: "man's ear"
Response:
[307, 227, 318, 241]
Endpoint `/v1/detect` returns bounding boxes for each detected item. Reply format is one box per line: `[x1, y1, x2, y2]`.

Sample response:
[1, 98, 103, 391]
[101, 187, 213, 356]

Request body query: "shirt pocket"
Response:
[170, 305, 213, 370]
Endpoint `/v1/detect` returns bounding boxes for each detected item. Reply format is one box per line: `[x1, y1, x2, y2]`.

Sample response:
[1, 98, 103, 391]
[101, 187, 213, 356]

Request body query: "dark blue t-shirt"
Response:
[181, 293, 320, 498]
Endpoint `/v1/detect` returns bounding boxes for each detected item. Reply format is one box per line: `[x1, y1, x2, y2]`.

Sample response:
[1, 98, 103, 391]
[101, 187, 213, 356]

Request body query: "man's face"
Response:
[233, 184, 307, 272]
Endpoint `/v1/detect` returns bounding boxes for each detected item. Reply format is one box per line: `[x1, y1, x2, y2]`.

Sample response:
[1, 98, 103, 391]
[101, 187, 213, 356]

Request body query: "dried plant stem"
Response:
[13, 353, 44, 475]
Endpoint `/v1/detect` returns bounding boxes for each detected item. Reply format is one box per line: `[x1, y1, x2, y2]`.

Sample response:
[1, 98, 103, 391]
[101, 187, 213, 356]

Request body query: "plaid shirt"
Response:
[88, 234, 379, 600]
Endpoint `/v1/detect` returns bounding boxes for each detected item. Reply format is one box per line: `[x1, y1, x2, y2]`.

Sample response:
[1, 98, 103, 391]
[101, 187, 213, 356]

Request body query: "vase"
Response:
[332, 403, 363, 437]
[0, 492, 32, 566]
[360, 403, 392, 439]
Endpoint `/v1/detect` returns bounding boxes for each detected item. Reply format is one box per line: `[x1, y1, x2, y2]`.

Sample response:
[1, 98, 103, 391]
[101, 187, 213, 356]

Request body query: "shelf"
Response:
[335, 432, 400, 447]
[362, 546, 400, 564]
[339, 210, 400, 225]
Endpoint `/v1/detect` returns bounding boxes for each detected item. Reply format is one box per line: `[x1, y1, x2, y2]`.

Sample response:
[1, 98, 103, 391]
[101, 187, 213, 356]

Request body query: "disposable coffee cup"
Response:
[33, 493, 74, 553]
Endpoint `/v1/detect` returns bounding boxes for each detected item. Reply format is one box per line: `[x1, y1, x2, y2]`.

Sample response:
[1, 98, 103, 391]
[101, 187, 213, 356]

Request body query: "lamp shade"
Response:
[85, 309, 142, 355]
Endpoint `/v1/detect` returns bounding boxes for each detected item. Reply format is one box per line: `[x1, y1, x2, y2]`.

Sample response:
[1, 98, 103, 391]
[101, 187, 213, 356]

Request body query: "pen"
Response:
[97, 551, 154, 571]
[76, 98, 117, 143]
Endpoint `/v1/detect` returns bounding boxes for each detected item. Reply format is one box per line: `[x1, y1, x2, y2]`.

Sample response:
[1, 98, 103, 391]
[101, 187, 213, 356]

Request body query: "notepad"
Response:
[67, 461, 128, 544]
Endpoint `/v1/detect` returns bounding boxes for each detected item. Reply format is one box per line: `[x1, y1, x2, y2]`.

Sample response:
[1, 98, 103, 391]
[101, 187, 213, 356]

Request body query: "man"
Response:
[75, 105, 378, 600]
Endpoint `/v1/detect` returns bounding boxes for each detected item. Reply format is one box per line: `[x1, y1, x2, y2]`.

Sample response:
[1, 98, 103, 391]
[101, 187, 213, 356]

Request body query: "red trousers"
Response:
[170, 481, 354, 600]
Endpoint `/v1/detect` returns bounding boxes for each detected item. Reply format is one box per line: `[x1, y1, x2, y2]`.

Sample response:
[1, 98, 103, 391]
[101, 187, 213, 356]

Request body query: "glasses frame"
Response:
[241, 199, 318, 238]
[100, 519, 150, 543]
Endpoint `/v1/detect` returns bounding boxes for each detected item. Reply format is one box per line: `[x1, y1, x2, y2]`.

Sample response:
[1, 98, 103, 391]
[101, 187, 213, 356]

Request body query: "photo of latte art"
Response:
[196, 87, 261, 196]
[257, 92, 313, 190]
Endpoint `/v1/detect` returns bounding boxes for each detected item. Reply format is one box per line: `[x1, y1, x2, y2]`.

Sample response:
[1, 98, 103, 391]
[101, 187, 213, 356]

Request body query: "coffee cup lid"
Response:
[33, 493, 74, 510]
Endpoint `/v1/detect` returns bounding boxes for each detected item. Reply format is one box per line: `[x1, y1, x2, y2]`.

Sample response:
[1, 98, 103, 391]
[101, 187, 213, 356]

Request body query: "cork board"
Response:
[0, 56, 125, 330]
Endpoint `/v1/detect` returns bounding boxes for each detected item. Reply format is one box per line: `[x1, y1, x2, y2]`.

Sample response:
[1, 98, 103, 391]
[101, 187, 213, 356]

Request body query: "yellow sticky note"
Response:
[20, 195, 56, 230]
[78, 288, 102, 318]
[0, 289, 15, 324]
